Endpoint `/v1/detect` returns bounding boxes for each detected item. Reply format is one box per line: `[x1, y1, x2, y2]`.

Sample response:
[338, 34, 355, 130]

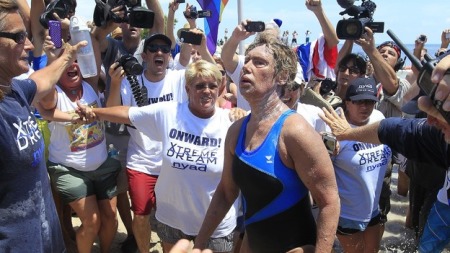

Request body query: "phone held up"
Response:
[48, 20, 62, 48]
[244, 21, 265, 33]
[322, 133, 337, 155]
[179, 30, 202, 46]
[175, 0, 185, 3]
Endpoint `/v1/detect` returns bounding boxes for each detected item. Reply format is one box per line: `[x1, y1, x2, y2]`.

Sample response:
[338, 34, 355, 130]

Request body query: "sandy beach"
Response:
[72, 169, 449, 253]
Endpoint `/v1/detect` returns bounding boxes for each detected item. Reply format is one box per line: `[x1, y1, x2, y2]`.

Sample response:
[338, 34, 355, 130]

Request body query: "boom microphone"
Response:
[337, 0, 355, 9]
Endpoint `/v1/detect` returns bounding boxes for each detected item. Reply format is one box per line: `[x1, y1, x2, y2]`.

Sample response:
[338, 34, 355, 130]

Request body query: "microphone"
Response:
[337, 0, 355, 9]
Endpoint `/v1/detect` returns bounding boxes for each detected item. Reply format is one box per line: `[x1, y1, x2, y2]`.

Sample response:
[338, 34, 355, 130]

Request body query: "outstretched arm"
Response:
[77, 102, 132, 125]
[306, 0, 339, 49]
[221, 20, 254, 74]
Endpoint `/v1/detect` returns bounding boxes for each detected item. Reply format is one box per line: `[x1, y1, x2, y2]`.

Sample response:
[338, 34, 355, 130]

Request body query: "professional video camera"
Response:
[336, 0, 384, 40]
[40, 0, 75, 29]
[93, 0, 154, 28]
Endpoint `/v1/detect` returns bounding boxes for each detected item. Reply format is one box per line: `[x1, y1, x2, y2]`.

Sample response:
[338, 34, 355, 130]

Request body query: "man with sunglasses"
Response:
[107, 31, 213, 253]
[91, 1, 165, 251]
[0, 0, 84, 251]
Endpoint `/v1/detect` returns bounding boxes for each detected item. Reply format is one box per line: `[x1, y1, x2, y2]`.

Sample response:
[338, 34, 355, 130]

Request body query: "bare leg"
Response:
[337, 232, 365, 253]
[163, 241, 176, 253]
[97, 197, 118, 253]
[133, 214, 151, 253]
[69, 195, 101, 253]
[117, 191, 134, 235]
[363, 224, 382, 253]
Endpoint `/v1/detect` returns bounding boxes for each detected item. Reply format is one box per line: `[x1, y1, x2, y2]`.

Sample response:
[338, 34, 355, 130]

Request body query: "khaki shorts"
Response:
[47, 157, 121, 204]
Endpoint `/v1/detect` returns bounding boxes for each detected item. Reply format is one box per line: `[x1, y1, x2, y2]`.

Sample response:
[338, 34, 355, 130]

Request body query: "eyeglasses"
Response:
[284, 82, 301, 91]
[338, 65, 360, 75]
[146, 44, 171, 54]
[194, 82, 219, 90]
[0, 31, 28, 44]
[351, 100, 377, 106]
[219, 70, 226, 76]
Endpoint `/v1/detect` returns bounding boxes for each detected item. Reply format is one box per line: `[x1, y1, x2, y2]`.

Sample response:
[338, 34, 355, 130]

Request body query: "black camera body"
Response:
[40, 0, 75, 29]
[116, 55, 143, 76]
[94, 0, 154, 28]
[336, 0, 384, 40]
[319, 78, 337, 96]
[185, 6, 211, 19]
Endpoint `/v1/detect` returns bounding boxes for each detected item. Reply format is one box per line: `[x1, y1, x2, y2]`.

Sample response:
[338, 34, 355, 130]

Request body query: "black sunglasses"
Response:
[338, 65, 360, 75]
[0, 31, 28, 44]
[146, 44, 171, 54]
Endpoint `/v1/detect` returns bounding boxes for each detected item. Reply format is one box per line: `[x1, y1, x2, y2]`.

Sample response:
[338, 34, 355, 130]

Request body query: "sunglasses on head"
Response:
[0, 31, 28, 44]
[146, 44, 171, 54]
[338, 65, 360, 75]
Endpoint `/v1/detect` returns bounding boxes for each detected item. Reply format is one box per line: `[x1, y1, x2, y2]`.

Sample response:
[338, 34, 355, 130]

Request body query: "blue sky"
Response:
[48, 0, 450, 45]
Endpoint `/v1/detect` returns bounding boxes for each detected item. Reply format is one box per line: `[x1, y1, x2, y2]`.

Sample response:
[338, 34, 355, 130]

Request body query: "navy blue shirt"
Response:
[378, 118, 449, 169]
[0, 79, 65, 252]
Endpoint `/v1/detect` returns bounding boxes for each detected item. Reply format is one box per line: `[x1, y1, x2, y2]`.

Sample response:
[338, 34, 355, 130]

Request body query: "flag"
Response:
[196, 0, 229, 55]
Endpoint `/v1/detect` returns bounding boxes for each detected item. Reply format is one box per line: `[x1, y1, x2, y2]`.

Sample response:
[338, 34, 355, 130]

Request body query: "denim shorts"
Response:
[47, 157, 121, 204]
[337, 210, 381, 235]
[419, 201, 450, 253]
[157, 221, 234, 252]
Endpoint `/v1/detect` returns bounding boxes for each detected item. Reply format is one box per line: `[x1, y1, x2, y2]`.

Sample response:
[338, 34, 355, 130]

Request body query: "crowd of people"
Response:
[1, 0, 450, 252]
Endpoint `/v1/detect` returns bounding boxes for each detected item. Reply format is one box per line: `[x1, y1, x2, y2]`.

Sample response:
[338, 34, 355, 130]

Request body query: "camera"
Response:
[336, 0, 384, 40]
[116, 55, 143, 76]
[39, 0, 75, 29]
[184, 6, 211, 19]
[322, 133, 337, 155]
[318, 78, 337, 96]
[93, 0, 154, 28]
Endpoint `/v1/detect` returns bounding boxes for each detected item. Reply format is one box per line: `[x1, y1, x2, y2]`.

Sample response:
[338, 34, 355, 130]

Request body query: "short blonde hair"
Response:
[185, 60, 222, 87]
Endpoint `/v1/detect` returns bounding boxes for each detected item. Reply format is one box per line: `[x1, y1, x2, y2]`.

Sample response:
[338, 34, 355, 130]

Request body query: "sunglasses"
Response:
[351, 100, 376, 106]
[338, 65, 360, 75]
[146, 44, 171, 54]
[194, 82, 219, 90]
[0, 31, 28, 44]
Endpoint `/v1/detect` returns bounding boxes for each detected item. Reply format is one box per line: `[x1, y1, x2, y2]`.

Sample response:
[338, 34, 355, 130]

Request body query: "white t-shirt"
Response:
[296, 102, 328, 133]
[129, 101, 238, 237]
[48, 82, 107, 171]
[121, 70, 187, 175]
[331, 110, 391, 222]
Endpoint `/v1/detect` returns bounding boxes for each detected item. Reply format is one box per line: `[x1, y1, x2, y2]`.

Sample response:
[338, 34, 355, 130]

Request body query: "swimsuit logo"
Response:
[265, 156, 273, 164]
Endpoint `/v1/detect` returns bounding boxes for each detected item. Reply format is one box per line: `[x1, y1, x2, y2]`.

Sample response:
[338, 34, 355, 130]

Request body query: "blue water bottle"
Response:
[108, 144, 119, 159]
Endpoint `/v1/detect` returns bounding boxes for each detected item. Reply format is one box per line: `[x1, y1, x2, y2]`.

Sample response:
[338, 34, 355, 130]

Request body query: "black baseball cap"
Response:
[345, 77, 379, 102]
[144, 33, 172, 49]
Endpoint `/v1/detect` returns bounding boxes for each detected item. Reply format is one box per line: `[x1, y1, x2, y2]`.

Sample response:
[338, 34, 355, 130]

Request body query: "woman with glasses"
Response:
[335, 53, 367, 100]
[81, 59, 240, 253]
[330, 77, 390, 253]
[0, 0, 82, 251]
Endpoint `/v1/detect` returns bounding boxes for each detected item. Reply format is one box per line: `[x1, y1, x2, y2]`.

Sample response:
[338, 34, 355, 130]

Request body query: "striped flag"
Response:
[196, 0, 229, 55]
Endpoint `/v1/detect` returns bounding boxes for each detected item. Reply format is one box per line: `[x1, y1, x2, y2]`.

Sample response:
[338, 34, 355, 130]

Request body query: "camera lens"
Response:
[345, 23, 359, 36]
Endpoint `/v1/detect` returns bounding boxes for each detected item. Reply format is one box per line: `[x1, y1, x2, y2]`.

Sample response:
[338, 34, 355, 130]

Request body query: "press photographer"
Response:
[93, 0, 154, 28]
[336, 0, 384, 40]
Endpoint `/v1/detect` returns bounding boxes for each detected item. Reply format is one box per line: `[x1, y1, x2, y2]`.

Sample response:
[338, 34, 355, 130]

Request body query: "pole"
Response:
[237, 0, 244, 54]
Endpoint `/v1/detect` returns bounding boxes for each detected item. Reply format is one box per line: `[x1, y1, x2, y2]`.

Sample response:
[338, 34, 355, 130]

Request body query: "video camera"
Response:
[184, 6, 211, 19]
[336, 0, 384, 40]
[93, 0, 154, 28]
[39, 0, 76, 29]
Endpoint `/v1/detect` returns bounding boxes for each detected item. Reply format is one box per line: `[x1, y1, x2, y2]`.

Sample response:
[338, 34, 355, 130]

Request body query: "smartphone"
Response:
[446, 32, 450, 40]
[244, 21, 265, 33]
[48, 20, 62, 48]
[179, 30, 202, 45]
[197, 10, 211, 18]
[175, 0, 185, 3]
[322, 133, 337, 155]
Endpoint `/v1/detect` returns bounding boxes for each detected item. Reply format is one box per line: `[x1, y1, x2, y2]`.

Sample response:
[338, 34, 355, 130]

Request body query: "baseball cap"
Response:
[345, 77, 379, 102]
[144, 33, 172, 49]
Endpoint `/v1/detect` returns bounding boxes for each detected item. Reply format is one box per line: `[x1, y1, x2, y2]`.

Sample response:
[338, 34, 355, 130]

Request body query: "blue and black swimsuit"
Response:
[233, 110, 317, 253]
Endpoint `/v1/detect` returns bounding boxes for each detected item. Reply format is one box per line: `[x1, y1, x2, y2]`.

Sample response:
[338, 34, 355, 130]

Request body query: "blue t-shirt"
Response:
[0, 79, 65, 252]
[378, 118, 449, 168]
